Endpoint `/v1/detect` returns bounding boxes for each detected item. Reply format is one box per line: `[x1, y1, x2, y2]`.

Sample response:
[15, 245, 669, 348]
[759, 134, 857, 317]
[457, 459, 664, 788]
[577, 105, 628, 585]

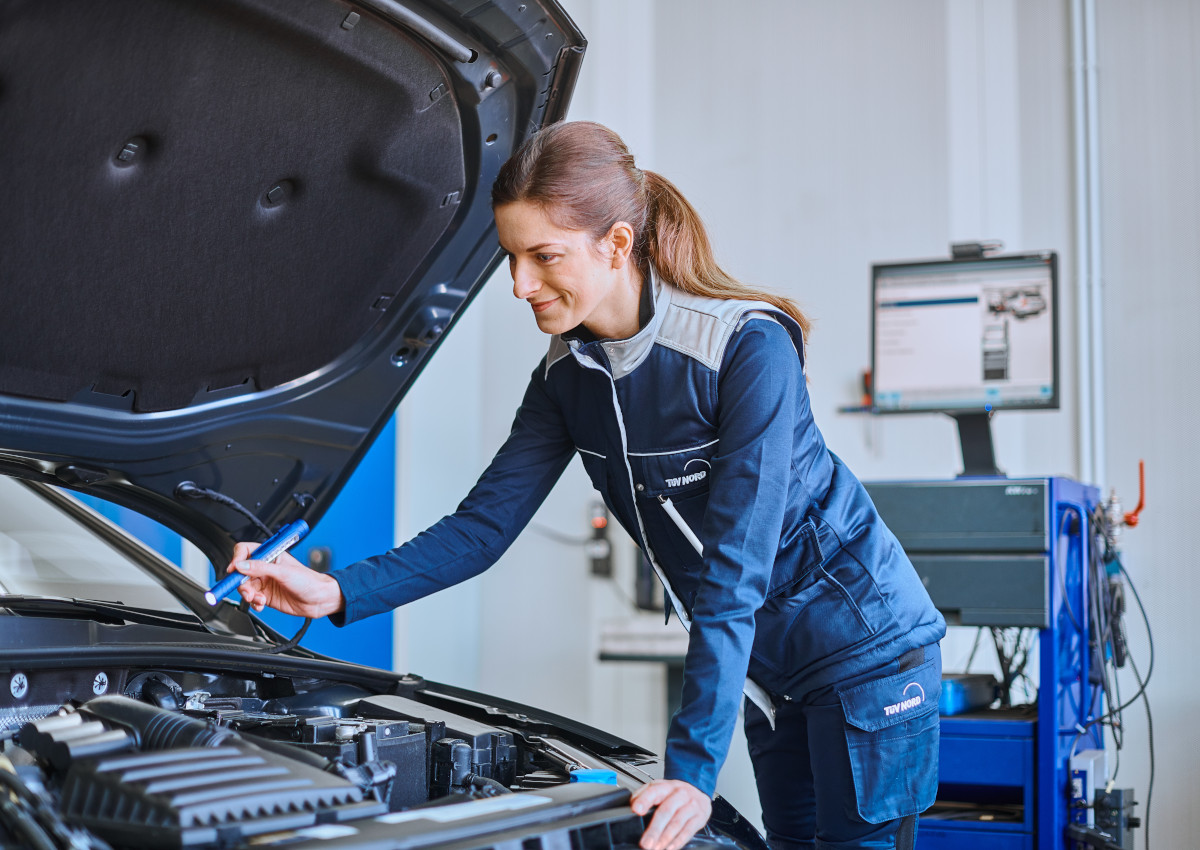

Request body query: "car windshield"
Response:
[0, 476, 191, 614]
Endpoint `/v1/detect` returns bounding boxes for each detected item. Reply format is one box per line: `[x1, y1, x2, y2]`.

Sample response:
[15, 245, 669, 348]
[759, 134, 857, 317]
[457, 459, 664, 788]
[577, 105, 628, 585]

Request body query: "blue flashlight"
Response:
[205, 519, 310, 606]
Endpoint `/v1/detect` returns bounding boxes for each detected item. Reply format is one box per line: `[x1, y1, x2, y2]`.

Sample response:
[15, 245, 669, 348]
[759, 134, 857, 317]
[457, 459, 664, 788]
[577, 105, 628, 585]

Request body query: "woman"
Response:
[226, 121, 946, 850]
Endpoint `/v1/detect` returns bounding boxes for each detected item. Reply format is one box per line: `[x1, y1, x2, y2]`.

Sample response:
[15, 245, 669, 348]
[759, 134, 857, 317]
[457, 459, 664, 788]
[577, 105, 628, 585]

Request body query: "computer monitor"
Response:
[870, 250, 1058, 475]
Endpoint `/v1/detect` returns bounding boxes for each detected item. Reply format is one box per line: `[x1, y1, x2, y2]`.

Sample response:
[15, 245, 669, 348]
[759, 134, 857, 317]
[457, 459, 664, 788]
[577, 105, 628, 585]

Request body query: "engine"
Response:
[0, 669, 587, 849]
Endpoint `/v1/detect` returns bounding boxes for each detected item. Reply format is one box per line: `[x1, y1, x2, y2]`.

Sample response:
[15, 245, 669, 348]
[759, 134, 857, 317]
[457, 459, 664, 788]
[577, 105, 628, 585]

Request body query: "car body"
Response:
[0, 476, 762, 849]
[985, 288, 1047, 321]
[1004, 288, 1048, 320]
[0, 0, 765, 847]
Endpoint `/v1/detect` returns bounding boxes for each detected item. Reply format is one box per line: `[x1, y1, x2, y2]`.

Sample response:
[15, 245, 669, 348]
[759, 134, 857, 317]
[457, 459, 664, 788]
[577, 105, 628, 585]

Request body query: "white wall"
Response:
[390, 0, 1192, 841]
[1094, 3, 1200, 847]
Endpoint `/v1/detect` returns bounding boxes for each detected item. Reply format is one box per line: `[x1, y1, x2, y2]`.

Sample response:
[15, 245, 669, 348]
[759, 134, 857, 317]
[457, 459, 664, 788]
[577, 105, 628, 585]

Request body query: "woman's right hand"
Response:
[224, 542, 345, 618]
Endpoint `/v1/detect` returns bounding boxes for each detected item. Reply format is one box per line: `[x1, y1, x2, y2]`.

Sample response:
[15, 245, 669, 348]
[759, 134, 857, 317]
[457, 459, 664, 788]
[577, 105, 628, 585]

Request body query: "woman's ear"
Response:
[605, 220, 636, 269]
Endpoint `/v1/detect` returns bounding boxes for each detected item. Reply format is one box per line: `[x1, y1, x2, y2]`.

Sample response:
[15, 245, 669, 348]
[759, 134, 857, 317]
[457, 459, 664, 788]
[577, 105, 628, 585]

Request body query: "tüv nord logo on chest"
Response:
[665, 459, 710, 489]
[883, 682, 925, 717]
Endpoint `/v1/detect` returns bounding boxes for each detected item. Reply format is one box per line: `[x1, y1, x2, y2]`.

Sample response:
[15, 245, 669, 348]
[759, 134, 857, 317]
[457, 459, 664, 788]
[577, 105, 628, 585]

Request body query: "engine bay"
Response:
[0, 666, 641, 849]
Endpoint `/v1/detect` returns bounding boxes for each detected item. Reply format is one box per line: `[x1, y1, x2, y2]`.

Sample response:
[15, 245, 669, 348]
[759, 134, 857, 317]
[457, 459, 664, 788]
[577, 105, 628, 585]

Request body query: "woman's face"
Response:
[494, 201, 637, 338]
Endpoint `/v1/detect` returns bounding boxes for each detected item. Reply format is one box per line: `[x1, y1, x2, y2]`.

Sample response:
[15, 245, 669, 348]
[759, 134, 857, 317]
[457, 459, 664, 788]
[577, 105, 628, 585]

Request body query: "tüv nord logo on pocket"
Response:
[665, 459, 710, 489]
[882, 682, 925, 717]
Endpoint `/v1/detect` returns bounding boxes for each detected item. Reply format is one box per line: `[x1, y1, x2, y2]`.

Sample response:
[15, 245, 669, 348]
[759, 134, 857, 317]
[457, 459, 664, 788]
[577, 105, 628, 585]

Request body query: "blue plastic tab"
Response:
[569, 769, 618, 785]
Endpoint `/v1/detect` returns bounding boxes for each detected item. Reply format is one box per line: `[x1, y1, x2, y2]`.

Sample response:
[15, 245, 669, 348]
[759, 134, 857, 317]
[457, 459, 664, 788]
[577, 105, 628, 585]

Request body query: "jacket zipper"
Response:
[568, 345, 691, 620]
[568, 341, 776, 729]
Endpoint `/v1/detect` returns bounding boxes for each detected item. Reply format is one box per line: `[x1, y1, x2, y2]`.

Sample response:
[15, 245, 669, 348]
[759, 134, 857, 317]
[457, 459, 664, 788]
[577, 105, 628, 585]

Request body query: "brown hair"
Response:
[491, 121, 811, 339]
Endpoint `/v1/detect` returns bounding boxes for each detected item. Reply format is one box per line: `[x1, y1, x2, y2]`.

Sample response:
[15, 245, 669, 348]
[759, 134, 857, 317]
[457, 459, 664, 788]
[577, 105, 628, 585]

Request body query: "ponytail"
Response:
[642, 170, 811, 337]
[493, 121, 811, 338]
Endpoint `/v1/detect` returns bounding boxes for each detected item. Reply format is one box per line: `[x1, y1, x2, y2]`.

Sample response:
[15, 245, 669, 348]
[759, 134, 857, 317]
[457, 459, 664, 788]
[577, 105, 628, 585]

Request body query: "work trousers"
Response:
[744, 643, 941, 850]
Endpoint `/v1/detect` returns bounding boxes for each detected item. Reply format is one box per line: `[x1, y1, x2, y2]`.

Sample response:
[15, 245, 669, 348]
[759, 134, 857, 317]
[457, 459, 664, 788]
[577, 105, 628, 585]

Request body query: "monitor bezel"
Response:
[869, 250, 1060, 416]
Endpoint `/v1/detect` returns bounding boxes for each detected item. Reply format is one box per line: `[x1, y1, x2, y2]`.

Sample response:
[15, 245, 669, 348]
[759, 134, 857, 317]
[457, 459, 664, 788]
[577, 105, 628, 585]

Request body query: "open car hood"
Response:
[0, 0, 584, 559]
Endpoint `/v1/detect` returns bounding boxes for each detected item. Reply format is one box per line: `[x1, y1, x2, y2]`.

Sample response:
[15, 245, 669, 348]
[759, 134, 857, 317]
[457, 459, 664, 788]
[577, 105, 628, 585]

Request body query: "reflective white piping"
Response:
[627, 439, 719, 458]
[570, 342, 776, 730]
[657, 495, 705, 553]
[656, 499, 777, 730]
[576, 447, 606, 459]
[569, 348, 688, 618]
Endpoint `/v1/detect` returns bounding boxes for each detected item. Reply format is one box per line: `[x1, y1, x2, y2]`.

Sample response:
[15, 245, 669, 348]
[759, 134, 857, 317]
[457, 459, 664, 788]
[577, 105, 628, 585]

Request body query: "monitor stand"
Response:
[950, 412, 1004, 477]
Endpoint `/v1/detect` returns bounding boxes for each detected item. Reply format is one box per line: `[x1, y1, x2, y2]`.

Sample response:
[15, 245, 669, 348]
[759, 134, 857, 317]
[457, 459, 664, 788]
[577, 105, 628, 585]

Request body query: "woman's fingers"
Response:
[640, 795, 685, 849]
[226, 545, 304, 576]
[220, 543, 343, 619]
[220, 554, 285, 612]
[633, 780, 711, 850]
[229, 541, 258, 566]
[239, 577, 265, 610]
[657, 807, 708, 850]
[629, 781, 671, 814]
[231, 557, 275, 577]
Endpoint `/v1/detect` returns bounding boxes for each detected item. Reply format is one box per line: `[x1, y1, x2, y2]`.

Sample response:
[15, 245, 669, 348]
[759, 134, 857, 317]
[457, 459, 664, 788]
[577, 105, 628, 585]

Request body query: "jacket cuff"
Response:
[663, 750, 717, 798]
[327, 567, 360, 627]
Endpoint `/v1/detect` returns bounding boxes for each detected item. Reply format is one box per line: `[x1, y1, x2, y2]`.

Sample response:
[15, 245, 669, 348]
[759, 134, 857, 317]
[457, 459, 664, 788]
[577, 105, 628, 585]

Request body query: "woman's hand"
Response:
[630, 779, 712, 850]
[224, 543, 345, 618]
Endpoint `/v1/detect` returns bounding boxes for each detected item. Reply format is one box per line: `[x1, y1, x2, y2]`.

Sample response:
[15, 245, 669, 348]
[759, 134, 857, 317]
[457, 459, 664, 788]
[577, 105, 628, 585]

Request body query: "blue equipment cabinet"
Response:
[866, 477, 1103, 850]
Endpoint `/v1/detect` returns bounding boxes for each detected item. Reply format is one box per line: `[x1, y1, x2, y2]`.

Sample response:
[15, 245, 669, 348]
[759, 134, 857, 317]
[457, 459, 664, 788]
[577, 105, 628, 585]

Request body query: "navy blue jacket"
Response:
[331, 277, 946, 796]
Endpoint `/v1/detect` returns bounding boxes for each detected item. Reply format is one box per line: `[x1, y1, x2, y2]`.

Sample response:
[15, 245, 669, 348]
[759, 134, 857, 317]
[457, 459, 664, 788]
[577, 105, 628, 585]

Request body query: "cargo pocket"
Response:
[838, 659, 940, 824]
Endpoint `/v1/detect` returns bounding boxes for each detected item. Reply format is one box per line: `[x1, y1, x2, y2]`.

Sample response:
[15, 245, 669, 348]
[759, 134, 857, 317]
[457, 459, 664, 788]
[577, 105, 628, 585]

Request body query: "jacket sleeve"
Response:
[329, 359, 575, 626]
[663, 318, 804, 796]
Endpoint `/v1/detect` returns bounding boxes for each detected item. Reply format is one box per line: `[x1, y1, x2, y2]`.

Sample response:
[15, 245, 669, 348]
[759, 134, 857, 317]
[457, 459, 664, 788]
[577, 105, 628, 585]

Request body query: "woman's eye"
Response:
[536, 253, 555, 263]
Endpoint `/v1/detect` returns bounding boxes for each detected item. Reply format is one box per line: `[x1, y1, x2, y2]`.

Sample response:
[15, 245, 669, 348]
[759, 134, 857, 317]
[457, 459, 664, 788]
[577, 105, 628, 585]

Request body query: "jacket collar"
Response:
[545, 269, 670, 379]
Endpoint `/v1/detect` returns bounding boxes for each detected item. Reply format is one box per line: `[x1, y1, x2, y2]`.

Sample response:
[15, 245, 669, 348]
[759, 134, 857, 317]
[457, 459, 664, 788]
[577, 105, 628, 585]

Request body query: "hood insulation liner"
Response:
[0, 0, 465, 412]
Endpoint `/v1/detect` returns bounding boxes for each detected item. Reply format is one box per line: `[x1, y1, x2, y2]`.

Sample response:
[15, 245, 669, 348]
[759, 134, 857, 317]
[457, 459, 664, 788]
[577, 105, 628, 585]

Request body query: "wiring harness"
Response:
[1067, 503, 1155, 850]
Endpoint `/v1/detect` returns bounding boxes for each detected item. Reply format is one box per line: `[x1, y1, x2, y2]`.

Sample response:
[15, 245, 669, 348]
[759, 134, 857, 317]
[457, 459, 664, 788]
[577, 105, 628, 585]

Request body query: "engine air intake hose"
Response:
[81, 696, 237, 751]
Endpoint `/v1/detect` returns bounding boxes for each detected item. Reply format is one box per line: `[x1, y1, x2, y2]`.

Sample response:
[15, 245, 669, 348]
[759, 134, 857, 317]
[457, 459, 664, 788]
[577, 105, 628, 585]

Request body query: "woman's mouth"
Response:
[530, 297, 559, 314]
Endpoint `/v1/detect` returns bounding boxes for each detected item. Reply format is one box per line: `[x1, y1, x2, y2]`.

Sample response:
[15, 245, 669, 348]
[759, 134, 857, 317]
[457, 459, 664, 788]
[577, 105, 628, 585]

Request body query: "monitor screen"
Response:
[871, 252, 1058, 414]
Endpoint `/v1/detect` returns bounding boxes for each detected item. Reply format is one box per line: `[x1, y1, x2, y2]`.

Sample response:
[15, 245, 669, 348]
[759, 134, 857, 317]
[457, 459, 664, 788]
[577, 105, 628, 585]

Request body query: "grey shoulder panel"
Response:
[658, 288, 795, 370]
[736, 310, 800, 357]
[736, 309, 781, 330]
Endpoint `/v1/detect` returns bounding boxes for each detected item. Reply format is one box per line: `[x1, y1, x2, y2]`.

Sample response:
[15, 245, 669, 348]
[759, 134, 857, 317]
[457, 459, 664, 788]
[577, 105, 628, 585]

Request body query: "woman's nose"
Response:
[511, 262, 538, 300]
